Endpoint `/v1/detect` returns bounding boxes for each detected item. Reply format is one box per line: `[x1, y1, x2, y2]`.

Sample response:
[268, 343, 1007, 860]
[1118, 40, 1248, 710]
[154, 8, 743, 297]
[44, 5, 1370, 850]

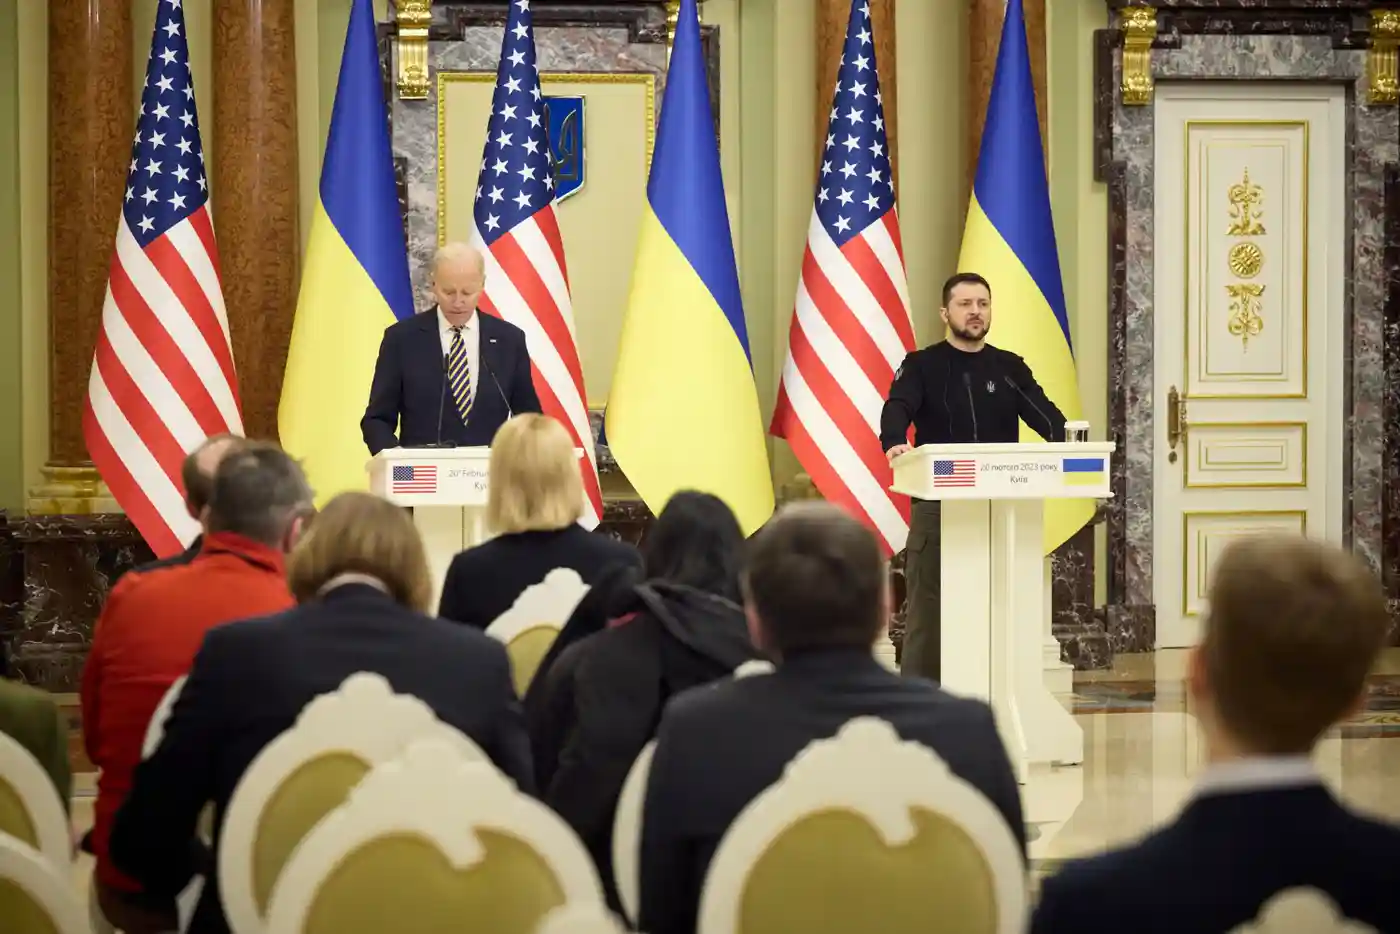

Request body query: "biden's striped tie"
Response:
[447, 326, 472, 423]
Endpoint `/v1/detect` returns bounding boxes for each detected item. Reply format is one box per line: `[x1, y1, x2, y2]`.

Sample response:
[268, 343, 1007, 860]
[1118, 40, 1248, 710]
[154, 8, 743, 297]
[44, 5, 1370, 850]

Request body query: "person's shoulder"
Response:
[898, 342, 945, 371]
[383, 309, 433, 339]
[581, 527, 641, 564]
[986, 343, 1031, 370]
[1039, 832, 1170, 906]
[663, 671, 767, 729]
[480, 311, 526, 342]
[0, 678, 60, 718]
[420, 612, 513, 664]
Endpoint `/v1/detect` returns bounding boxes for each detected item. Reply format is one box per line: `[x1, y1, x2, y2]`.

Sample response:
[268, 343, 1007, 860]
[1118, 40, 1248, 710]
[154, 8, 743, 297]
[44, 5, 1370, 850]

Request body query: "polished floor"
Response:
[60, 649, 1400, 896]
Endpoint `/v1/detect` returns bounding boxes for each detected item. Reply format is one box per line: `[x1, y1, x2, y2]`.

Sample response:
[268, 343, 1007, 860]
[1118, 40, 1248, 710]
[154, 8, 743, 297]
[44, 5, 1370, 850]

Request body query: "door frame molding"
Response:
[1094, 8, 1400, 649]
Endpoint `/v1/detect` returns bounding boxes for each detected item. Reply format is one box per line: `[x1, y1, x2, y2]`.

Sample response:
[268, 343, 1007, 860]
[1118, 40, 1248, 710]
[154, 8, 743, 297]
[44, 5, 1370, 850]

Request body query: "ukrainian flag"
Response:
[958, 0, 1092, 553]
[279, 0, 414, 502]
[605, 0, 774, 535]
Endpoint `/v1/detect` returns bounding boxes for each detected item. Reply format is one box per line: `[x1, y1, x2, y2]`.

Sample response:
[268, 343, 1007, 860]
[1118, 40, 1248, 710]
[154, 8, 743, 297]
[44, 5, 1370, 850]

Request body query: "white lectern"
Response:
[891, 441, 1114, 782]
[368, 447, 492, 610]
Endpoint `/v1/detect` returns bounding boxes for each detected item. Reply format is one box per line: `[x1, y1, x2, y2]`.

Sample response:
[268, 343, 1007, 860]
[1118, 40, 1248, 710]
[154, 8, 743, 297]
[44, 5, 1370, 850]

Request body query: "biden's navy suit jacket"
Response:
[361, 307, 541, 454]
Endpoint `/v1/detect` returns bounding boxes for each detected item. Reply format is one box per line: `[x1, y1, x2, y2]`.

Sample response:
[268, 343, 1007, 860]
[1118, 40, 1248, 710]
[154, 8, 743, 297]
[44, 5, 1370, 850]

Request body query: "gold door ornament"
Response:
[1120, 6, 1158, 105]
[1226, 168, 1265, 236]
[1226, 283, 1265, 349]
[1227, 242, 1264, 278]
[396, 0, 432, 100]
[1369, 9, 1400, 105]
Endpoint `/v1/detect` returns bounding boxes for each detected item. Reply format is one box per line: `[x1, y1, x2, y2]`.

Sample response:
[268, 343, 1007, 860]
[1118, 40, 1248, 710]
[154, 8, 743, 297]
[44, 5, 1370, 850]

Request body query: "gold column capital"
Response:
[1120, 5, 1157, 106]
[1369, 9, 1400, 105]
[396, 0, 432, 100]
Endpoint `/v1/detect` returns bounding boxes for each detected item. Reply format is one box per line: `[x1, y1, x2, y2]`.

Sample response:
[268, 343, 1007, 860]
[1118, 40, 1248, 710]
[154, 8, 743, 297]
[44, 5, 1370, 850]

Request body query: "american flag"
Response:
[469, 0, 602, 529]
[83, 0, 242, 559]
[933, 460, 977, 488]
[392, 465, 438, 494]
[769, 0, 915, 557]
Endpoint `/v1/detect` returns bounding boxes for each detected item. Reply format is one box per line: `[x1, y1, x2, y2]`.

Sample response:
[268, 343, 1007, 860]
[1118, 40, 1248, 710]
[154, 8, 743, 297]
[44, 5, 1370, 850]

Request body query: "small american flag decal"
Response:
[932, 459, 977, 488]
[391, 465, 438, 494]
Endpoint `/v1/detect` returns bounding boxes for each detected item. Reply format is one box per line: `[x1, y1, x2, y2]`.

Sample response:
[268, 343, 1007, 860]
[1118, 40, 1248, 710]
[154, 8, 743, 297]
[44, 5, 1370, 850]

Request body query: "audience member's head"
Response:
[643, 491, 745, 603]
[287, 491, 433, 613]
[1192, 535, 1387, 758]
[182, 433, 244, 524]
[742, 502, 886, 658]
[487, 414, 583, 535]
[206, 442, 315, 554]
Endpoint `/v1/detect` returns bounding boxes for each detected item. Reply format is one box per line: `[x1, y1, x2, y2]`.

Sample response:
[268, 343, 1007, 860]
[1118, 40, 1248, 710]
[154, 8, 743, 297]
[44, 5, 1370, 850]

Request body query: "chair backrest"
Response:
[697, 716, 1025, 934]
[218, 672, 489, 934]
[0, 731, 70, 870]
[142, 674, 188, 759]
[0, 834, 87, 934]
[536, 904, 630, 934]
[1227, 888, 1379, 934]
[732, 660, 774, 679]
[263, 739, 605, 934]
[610, 739, 656, 926]
[485, 567, 591, 696]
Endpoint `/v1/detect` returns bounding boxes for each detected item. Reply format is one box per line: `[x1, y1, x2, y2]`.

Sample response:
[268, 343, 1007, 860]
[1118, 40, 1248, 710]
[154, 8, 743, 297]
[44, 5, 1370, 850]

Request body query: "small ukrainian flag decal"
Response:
[1062, 457, 1105, 487]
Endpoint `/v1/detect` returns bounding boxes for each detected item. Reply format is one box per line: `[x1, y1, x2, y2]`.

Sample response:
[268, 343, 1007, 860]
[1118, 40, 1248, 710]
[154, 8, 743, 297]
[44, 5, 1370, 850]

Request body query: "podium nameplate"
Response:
[891, 441, 1114, 501]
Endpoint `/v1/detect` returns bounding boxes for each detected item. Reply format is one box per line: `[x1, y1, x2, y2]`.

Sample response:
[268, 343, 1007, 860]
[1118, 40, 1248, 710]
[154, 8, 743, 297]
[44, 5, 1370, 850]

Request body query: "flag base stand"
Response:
[27, 465, 120, 516]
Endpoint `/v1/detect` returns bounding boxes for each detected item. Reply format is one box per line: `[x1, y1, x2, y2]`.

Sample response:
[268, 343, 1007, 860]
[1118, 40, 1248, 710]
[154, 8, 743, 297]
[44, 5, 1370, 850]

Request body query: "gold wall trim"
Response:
[436, 71, 658, 247]
[1120, 6, 1157, 106]
[1181, 508, 1307, 616]
[1184, 121, 1309, 400]
[1183, 420, 1308, 490]
[1369, 9, 1400, 105]
[396, 0, 432, 100]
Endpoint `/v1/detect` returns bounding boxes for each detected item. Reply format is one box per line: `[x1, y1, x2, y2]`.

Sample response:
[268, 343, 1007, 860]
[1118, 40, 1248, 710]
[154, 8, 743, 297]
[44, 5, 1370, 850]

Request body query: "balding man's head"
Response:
[182, 433, 244, 523]
[432, 242, 486, 327]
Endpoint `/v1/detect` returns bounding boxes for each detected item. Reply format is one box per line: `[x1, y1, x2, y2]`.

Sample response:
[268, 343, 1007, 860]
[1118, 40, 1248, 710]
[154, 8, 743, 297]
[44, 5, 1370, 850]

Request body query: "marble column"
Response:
[968, 0, 1047, 185]
[816, 0, 898, 187]
[39, 0, 132, 512]
[212, 2, 300, 443]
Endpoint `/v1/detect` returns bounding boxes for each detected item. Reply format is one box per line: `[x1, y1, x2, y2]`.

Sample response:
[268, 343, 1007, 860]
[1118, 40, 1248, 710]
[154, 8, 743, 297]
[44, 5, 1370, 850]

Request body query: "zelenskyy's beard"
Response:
[948, 322, 988, 344]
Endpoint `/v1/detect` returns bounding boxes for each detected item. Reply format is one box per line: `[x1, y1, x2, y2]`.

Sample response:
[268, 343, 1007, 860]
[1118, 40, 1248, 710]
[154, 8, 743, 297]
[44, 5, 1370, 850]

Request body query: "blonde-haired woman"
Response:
[106, 492, 533, 934]
[439, 414, 641, 630]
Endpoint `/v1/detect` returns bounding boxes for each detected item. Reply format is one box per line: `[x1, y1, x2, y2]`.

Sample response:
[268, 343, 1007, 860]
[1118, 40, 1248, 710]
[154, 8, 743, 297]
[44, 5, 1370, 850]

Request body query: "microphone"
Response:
[482, 356, 513, 421]
[430, 352, 457, 449]
[962, 371, 980, 442]
[1004, 375, 1062, 441]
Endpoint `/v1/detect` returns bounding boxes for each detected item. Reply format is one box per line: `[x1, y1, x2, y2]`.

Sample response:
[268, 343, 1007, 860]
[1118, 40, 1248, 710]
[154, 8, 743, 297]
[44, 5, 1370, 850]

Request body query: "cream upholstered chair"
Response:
[611, 740, 656, 926]
[0, 833, 87, 934]
[141, 674, 188, 759]
[485, 567, 590, 696]
[218, 673, 489, 934]
[262, 739, 605, 934]
[697, 716, 1025, 934]
[1227, 888, 1379, 934]
[536, 904, 630, 934]
[614, 659, 774, 924]
[0, 730, 70, 870]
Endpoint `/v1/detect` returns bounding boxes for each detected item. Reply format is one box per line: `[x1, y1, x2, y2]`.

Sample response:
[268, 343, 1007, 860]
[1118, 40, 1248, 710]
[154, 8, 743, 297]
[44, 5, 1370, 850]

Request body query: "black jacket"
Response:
[108, 584, 534, 934]
[528, 583, 763, 905]
[360, 307, 542, 454]
[879, 340, 1066, 450]
[1033, 783, 1400, 933]
[438, 525, 643, 630]
[638, 648, 1026, 934]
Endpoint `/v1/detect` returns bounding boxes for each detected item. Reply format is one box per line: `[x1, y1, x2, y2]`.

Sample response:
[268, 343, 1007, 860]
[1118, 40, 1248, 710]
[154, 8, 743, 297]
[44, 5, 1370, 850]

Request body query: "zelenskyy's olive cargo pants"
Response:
[901, 499, 941, 681]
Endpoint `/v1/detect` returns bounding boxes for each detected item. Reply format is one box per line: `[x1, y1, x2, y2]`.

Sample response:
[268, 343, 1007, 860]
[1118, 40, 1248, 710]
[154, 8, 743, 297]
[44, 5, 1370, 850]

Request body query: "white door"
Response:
[1152, 84, 1345, 647]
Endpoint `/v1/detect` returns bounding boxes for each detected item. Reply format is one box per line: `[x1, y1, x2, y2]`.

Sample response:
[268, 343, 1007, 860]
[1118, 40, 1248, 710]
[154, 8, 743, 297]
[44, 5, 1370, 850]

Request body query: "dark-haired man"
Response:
[638, 502, 1024, 934]
[1033, 536, 1400, 933]
[880, 272, 1066, 681]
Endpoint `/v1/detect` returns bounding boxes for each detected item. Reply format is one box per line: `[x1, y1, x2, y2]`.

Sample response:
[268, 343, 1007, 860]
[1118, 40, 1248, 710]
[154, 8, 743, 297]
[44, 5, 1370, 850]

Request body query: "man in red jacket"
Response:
[81, 442, 313, 932]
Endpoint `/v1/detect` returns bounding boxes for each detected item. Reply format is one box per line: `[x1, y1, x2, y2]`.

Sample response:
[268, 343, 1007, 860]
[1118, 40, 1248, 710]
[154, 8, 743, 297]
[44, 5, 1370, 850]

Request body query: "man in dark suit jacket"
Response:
[361, 242, 541, 453]
[108, 577, 533, 934]
[127, 434, 244, 575]
[1033, 536, 1400, 934]
[638, 503, 1025, 934]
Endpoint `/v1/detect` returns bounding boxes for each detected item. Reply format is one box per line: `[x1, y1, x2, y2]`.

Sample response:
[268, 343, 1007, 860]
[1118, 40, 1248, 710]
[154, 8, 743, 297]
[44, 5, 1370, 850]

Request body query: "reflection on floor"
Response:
[1025, 648, 1400, 882]
[61, 649, 1400, 900]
